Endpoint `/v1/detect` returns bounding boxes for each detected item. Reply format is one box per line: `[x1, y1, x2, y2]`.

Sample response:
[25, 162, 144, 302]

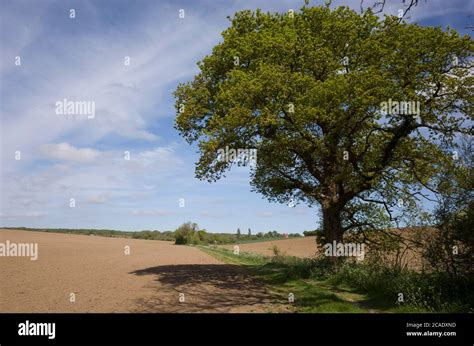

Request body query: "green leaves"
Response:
[174, 4, 473, 236]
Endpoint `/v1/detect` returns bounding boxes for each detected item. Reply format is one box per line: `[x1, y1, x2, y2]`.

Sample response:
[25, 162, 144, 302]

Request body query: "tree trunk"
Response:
[321, 203, 344, 244]
[321, 203, 344, 268]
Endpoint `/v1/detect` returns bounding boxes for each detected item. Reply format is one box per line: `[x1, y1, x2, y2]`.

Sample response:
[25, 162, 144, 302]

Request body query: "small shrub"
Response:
[271, 244, 282, 256]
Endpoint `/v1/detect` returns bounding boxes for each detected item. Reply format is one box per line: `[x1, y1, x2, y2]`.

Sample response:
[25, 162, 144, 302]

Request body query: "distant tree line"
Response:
[173, 222, 301, 245]
[6, 225, 301, 245]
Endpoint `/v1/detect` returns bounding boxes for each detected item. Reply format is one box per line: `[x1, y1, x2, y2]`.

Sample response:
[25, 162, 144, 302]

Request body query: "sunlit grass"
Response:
[199, 246, 378, 313]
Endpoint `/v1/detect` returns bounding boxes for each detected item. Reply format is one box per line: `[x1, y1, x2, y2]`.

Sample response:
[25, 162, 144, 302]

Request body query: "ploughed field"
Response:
[0, 229, 282, 312]
[219, 233, 423, 271]
[220, 236, 318, 258]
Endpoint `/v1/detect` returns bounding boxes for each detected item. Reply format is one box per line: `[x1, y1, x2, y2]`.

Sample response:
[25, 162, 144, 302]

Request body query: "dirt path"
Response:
[0, 230, 280, 312]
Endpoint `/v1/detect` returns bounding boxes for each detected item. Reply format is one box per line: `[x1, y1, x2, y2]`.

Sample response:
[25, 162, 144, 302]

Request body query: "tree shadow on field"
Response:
[129, 264, 284, 312]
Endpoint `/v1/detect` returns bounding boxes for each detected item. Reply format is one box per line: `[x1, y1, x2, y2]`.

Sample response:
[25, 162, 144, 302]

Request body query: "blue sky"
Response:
[1, 0, 472, 233]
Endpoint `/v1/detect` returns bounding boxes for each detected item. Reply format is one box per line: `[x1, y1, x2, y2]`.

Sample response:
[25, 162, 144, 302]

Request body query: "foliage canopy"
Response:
[175, 4, 473, 242]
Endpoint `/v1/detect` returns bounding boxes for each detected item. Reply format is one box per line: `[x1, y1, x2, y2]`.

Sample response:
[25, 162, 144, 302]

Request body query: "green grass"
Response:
[199, 246, 473, 313]
[199, 246, 381, 313]
[199, 245, 269, 265]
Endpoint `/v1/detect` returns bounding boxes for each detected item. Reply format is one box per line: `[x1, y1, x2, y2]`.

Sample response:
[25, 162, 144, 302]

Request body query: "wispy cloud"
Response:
[132, 209, 171, 217]
[40, 143, 101, 163]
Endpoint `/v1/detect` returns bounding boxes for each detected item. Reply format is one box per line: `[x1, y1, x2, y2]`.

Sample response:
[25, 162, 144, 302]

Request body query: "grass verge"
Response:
[199, 245, 473, 313]
[199, 246, 380, 312]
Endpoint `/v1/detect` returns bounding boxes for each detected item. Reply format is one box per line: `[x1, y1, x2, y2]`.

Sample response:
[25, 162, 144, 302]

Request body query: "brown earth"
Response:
[0, 229, 286, 313]
[220, 231, 427, 271]
[220, 236, 318, 258]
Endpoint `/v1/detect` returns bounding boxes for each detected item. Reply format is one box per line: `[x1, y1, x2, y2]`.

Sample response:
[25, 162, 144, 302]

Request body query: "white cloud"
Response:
[200, 211, 228, 218]
[86, 193, 110, 204]
[0, 211, 44, 220]
[39, 143, 101, 163]
[132, 210, 170, 217]
[135, 147, 181, 168]
[0, 1, 222, 164]
[1, 144, 184, 222]
[256, 211, 273, 217]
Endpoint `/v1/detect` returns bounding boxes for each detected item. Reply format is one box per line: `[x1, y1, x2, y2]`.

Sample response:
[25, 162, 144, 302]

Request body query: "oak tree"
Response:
[174, 4, 473, 244]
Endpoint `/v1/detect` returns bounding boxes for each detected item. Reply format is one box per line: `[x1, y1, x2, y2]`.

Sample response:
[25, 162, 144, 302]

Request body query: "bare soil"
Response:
[220, 236, 318, 258]
[220, 233, 425, 271]
[0, 229, 283, 312]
